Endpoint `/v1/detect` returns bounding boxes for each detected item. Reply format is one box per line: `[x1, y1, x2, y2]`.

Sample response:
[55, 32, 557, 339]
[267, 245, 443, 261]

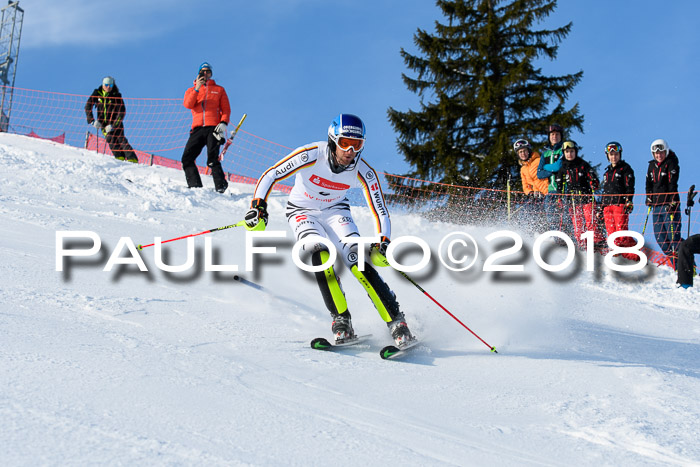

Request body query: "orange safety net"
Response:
[3, 85, 698, 267]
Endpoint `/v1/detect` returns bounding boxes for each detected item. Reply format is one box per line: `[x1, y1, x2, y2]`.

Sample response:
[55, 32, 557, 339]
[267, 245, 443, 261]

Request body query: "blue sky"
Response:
[16, 0, 700, 213]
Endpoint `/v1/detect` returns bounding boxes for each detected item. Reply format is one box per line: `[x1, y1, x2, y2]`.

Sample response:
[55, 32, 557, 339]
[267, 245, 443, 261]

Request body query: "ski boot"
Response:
[388, 314, 415, 347]
[331, 313, 355, 344]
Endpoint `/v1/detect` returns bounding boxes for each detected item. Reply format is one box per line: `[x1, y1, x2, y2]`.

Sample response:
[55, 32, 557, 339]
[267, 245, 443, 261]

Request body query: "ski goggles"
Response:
[337, 137, 365, 152]
[513, 139, 530, 151]
[605, 143, 621, 154]
[651, 143, 667, 153]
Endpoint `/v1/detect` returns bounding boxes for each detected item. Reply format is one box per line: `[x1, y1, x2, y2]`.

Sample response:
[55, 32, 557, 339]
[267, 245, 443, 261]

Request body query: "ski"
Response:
[310, 334, 372, 351]
[379, 339, 420, 360]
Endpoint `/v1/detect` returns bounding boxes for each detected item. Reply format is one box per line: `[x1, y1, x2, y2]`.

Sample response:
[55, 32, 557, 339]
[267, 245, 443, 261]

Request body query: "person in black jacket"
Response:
[676, 234, 699, 288]
[645, 138, 681, 261]
[601, 141, 636, 259]
[555, 141, 604, 248]
[84, 76, 138, 163]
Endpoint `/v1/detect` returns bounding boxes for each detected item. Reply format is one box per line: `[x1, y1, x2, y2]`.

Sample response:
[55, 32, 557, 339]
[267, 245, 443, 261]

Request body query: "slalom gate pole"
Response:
[395, 269, 497, 353]
[219, 113, 247, 162]
[137, 220, 246, 249]
[642, 206, 651, 235]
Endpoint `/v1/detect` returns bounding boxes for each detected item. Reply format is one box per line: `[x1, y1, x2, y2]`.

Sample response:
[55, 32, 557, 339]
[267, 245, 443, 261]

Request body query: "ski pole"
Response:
[506, 176, 511, 221]
[137, 220, 246, 249]
[395, 269, 497, 353]
[670, 212, 676, 264]
[686, 185, 696, 238]
[219, 113, 247, 162]
[642, 206, 651, 235]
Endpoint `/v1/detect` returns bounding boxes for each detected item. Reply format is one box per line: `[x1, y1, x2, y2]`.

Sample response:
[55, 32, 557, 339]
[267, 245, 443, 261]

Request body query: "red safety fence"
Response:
[3, 85, 698, 267]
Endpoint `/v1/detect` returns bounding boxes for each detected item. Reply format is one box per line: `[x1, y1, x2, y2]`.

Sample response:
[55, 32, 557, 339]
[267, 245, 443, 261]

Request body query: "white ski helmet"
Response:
[650, 139, 669, 155]
[513, 138, 532, 154]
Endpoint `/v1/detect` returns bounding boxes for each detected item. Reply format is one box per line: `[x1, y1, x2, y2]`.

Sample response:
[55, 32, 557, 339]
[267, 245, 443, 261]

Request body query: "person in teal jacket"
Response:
[537, 123, 564, 190]
[536, 124, 568, 235]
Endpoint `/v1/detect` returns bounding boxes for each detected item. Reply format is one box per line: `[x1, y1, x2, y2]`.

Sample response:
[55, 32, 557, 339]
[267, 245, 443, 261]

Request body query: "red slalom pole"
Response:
[137, 220, 246, 250]
[398, 269, 497, 353]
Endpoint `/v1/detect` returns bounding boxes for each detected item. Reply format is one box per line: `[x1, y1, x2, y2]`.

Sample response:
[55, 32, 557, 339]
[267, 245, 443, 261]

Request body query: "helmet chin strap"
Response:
[328, 146, 359, 173]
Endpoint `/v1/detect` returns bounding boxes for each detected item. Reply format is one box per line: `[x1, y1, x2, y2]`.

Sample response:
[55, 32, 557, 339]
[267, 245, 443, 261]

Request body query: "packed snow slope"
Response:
[1, 133, 699, 466]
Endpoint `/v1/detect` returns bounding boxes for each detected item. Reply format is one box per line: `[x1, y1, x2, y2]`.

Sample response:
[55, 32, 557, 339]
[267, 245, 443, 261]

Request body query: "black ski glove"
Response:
[370, 236, 391, 267]
[245, 198, 268, 231]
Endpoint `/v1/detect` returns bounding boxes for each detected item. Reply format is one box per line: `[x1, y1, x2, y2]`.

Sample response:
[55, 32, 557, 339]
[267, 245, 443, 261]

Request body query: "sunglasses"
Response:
[337, 137, 364, 152]
[103, 83, 113, 87]
[652, 144, 666, 153]
[605, 143, 620, 154]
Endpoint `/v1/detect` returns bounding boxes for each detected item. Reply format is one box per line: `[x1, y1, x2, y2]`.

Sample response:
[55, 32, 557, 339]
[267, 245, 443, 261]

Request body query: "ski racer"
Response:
[244, 114, 415, 347]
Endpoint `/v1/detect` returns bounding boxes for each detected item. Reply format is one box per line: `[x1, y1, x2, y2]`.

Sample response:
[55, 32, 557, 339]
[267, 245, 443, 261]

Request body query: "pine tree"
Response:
[388, 0, 584, 189]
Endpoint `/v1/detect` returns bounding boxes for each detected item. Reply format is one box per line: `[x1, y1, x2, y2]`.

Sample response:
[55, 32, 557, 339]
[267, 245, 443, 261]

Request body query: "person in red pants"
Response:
[554, 141, 605, 249]
[600, 142, 637, 260]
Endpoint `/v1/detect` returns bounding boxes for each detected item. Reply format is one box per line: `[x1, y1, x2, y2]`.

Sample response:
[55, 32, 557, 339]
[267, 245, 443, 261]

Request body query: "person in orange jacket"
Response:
[513, 139, 548, 230]
[181, 62, 231, 193]
[514, 139, 548, 196]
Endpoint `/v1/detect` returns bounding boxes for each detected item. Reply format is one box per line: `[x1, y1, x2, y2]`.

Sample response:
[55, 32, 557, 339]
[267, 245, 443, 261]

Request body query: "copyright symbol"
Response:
[438, 232, 479, 272]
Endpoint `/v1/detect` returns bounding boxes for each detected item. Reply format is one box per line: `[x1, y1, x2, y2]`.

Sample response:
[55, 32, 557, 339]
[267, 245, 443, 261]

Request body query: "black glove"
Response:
[244, 198, 268, 231]
[645, 196, 653, 206]
[624, 201, 634, 214]
[667, 201, 678, 212]
[370, 236, 391, 267]
[371, 236, 390, 256]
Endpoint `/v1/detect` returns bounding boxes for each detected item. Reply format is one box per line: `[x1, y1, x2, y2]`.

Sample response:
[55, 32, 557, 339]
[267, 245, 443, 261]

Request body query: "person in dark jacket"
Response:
[84, 76, 138, 163]
[555, 140, 604, 248]
[601, 141, 636, 260]
[180, 62, 231, 193]
[645, 138, 682, 262]
[676, 234, 699, 288]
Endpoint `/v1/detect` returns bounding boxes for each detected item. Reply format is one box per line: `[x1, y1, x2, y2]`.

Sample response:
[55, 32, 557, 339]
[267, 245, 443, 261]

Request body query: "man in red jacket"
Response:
[181, 62, 231, 193]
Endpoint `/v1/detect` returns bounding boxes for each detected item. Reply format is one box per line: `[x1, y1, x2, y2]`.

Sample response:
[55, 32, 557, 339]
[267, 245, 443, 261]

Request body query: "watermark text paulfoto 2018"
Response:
[55, 230, 648, 275]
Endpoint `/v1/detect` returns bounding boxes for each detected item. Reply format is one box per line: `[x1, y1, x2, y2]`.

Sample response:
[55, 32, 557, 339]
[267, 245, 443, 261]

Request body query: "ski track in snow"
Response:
[1, 133, 700, 466]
